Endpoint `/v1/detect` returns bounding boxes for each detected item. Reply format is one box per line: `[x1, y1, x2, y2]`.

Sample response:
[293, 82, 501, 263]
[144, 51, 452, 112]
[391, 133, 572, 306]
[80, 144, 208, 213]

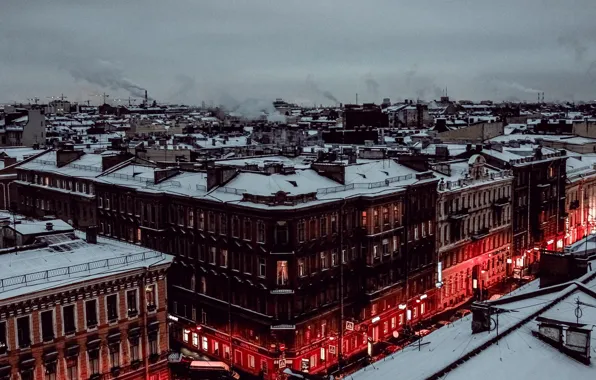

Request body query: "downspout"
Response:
[142, 268, 149, 380]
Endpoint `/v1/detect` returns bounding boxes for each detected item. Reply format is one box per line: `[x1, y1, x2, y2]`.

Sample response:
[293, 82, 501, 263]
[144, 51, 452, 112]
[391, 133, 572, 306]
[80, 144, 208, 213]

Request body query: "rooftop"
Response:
[352, 269, 596, 380]
[0, 231, 172, 302]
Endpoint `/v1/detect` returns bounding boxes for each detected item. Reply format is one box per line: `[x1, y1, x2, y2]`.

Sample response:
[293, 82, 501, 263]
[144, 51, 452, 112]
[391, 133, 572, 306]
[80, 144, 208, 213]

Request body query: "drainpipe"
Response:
[142, 268, 150, 380]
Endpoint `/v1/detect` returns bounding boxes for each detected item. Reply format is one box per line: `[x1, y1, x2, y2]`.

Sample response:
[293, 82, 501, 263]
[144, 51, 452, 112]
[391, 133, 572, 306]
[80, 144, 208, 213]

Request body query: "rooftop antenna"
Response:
[356, 93, 358, 105]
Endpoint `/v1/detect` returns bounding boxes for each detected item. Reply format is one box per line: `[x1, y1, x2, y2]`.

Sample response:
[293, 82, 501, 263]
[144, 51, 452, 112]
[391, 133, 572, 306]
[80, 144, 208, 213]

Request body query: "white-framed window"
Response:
[183, 329, 190, 343]
[62, 304, 76, 336]
[248, 354, 255, 369]
[40, 309, 55, 342]
[202, 336, 208, 351]
[16, 315, 31, 348]
[192, 333, 198, 347]
[84, 299, 98, 329]
[126, 289, 138, 317]
[258, 258, 266, 278]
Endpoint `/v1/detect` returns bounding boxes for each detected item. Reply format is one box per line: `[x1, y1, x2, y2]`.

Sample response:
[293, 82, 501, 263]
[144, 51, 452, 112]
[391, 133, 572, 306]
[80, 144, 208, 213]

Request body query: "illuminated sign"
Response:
[371, 316, 380, 323]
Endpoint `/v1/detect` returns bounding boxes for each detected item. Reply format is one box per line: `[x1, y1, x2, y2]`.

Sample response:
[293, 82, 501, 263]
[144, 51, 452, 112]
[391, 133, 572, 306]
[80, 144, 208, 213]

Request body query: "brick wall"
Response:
[0, 273, 169, 380]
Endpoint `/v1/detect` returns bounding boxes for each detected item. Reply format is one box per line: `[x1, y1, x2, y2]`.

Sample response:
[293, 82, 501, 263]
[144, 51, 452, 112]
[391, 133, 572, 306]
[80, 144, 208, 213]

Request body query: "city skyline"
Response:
[2, 0, 596, 105]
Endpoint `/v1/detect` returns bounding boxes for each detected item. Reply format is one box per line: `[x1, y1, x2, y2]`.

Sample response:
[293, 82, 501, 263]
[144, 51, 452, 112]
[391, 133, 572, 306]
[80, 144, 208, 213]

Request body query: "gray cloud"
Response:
[2, 0, 596, 103]
[558, 34, 589, 62]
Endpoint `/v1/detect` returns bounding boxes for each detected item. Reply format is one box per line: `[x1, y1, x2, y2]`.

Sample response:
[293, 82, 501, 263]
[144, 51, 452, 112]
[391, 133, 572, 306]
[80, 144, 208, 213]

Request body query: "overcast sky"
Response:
[2, 0, 596, 106]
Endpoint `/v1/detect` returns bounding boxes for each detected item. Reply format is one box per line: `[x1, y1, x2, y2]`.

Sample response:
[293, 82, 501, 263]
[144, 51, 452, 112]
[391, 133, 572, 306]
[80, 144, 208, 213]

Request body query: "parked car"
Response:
[415, 329, 431, 337]
[450, 309, 471, 322]
[435, 320, 451, 328]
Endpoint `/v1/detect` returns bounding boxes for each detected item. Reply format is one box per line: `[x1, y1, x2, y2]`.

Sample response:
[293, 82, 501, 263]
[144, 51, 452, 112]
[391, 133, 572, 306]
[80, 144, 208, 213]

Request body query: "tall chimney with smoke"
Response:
[145, 90, 148, 106]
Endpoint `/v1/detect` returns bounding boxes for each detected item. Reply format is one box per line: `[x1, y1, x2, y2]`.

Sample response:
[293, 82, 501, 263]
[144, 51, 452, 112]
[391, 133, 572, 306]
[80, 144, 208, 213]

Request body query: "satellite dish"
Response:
[392, 331, 399, 339]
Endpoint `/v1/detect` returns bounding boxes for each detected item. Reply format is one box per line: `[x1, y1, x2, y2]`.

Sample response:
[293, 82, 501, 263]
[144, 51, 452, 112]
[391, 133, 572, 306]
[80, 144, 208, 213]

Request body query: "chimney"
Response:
[145, 90, 148, 105]
[86, 226, 97, 244]
[45, 222, 53, 231]
[56, 147, 84, 168]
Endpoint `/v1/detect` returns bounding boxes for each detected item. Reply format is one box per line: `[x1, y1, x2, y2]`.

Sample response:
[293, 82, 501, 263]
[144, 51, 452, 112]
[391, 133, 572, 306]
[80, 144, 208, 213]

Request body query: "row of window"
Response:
[20, 172, 94, 195]
[181, 330, 266, 373]
[0, 286, 157, 350]
[442, 185, 512, 216]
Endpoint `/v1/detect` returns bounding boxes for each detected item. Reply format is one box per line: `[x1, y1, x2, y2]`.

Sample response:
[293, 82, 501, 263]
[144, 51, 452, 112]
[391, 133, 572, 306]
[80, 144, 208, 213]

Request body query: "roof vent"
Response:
[46, 222, 53, 231]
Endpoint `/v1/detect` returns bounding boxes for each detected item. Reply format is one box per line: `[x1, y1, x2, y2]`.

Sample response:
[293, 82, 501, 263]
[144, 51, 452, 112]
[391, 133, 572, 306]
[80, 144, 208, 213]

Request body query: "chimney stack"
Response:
[86, 226, 98, 244]
[45, 222, 53, 231]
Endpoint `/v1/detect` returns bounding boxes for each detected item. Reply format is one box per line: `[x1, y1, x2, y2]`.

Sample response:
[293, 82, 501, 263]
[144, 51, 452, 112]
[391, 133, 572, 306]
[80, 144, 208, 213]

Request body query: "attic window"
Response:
[286, 181, 298, 187]
[357, 173, 366, 179]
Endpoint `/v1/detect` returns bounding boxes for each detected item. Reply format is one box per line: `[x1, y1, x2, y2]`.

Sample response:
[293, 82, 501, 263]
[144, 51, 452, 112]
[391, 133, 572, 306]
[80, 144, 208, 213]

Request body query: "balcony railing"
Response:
[449, 207, 469, 221]
[492, 197, 510, 208]
[471, 227, 490, 241]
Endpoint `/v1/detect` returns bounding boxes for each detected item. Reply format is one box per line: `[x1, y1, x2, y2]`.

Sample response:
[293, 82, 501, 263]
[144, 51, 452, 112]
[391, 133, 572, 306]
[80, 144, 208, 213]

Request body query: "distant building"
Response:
[1, 107, 46, 147]
[343, 103, 388, 129]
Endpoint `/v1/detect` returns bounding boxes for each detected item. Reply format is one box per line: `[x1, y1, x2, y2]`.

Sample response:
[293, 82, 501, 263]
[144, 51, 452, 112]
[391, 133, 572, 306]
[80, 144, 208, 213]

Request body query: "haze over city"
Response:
[2, 0, 596, 105]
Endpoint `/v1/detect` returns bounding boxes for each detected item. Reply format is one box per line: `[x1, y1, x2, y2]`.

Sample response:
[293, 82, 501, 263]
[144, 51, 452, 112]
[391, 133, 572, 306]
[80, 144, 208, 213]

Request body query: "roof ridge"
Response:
[426, 284, 582, 380]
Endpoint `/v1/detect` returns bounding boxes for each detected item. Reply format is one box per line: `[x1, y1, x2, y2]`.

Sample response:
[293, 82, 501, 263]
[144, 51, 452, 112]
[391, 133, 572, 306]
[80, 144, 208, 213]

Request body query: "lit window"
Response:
[192, 333, 198, 347]
[276, 261, 288, 285]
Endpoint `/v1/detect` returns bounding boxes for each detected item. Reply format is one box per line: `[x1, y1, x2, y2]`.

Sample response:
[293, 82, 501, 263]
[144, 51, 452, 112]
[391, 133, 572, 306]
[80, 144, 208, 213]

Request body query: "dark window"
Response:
[127, 290, 138, 317]
[232, 217, 239, 237]
[130, 340, 140, 362]
[21, 370, 33, 380]
[63, 305, 76, 335]
[41, 310, 54, 341]
[243, 219, 252, 240]
[45, 362, 57, 380]
[17, 316, 31, 348]
[66, 357, 78, 380]
[0, 322, 6, 353]
[149, 335, 158, 355]
[85, 300, 98, 328]
[107, 295, 118, 322]
[88, 349, 100, 375]
[298, 221, 305, 242]
[320, 217, 327, 236]
[110, 343, 120, 368]
[275, 222, 288, 244]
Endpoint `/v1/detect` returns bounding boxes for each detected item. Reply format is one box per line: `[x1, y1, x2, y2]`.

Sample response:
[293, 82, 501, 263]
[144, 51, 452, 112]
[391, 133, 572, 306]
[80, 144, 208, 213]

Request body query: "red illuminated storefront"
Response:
[169, 288, 435, 379]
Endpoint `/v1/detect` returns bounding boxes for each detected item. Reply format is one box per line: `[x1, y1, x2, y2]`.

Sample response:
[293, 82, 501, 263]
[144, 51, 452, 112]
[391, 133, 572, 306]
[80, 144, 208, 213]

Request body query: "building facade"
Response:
[433, 155, 513, 307]
[0, 228, 172, 380]
[482, 145, 567, 276]
[13, 147, 439, 379]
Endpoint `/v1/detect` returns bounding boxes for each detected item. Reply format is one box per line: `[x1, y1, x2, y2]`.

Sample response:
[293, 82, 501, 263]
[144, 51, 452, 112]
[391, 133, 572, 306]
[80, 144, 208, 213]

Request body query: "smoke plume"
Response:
[168, 74, 196, 103]
[499, 81, 542, 94]
[68, 59, 149, 99]
[219, 95, 286, 123]
[364, 74, 380, 98]
[306, 75, 339, 104]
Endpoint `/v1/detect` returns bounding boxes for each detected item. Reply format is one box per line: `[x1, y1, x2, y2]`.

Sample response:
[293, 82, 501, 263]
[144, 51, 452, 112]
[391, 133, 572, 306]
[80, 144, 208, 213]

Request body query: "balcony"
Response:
[492, 197, 509, 208]
[471, 227, 490, 241]
[448, 207, 469, 221]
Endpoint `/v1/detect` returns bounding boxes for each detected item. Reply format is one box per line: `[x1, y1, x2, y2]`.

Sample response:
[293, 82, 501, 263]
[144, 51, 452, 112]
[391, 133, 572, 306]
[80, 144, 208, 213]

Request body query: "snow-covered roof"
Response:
[12, 219, 73, 236]
[0, 231, 172, 301]
[0, 147, 42, 162]
[353, 269, 596, 380]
